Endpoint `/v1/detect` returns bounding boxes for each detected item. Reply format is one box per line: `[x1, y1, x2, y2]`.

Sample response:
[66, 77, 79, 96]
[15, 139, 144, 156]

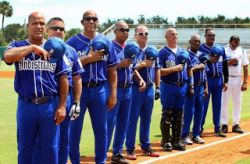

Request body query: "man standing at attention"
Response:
[126, 24, 160, 160]
[182, 34, 207, 145]
[221, 35, 249, 134]
[159, 27, 193, 152]
[46, 17, 84, 164]
[4, 11, 69, 164]
[106, 21, 132, 164]
[199, 27, 229, 137]
[67, 10, 118, 164]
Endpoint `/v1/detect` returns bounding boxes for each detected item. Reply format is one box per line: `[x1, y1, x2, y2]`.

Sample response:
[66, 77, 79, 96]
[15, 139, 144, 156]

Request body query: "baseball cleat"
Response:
[232, 124, 244, 134]
[142, 147, 160, 157]
[215, 130, 227, 137]
[182, 137, 193, 145]
[221, 124, 228, 133]
[126, 151, 136, 160]
[111, 154, 129, 164]
[192, 136, 205, 144]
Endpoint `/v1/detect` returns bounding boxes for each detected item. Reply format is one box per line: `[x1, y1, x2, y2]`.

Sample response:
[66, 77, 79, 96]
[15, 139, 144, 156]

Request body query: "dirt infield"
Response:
[0, 71, 15, 78]
[137, 120, 250, 164]
[77, 120, 250, 164]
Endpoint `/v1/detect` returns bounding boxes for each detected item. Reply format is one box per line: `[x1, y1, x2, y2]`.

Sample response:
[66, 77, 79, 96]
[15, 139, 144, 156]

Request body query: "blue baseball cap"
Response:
[124, 42, 140, 60]
[44, 37, 66, 63]
[145, 45, 159, 60]
[176, 50, 189, 65]
[199, 53, 209, 64]
[90, 39, 109, 55]
[210, 45, 223, 57]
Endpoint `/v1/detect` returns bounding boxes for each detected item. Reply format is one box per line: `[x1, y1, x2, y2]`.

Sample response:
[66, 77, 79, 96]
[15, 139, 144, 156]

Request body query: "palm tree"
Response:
[0, 1, 13, 35]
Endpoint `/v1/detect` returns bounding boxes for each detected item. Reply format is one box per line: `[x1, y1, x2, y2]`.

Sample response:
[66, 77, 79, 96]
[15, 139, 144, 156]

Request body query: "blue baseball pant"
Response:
[17, 96, 59, 164]
[160, 82, 187, 110]
[59, 90, 73, 164]
[69, 83, 108, 164]
[107, 87, 132, 155]
[182, 85, 205, 138]
[125, 85, 154, 152]
[201, 76, 223, 132]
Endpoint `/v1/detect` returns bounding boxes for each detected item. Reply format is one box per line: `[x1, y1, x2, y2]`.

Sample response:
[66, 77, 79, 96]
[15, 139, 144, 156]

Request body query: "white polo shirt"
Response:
[224, 44, 249, 76]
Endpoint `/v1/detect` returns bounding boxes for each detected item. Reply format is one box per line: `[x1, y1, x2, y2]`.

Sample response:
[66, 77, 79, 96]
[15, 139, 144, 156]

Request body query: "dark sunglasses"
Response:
[117, 28, 130, 33]
[49, 26, 65, 32]
[136, 32, 148, 36]
[206, 34, 215, 37]
[83, 17, 98, 22]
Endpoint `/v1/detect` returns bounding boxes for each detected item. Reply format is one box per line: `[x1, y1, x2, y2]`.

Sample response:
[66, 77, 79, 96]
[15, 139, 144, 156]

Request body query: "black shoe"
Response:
[141, 147, 160, 157]
[232, 124, 244, 134]
[221, 124, 228, 133]
[172, 141, 186, 151]
[111, 154, 129, 164]
[162, 142, 172, 152]
[215, 130, 227, 137]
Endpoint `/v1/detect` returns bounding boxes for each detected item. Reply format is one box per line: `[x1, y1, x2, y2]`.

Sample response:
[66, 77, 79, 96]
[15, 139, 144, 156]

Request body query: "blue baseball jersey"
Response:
[133, 46, 160, 86]
[66, 33, 119, 83]
[159, 46, 192, 83]
[112, 41, 136, 85]
[199, 43, 227, 77]
[188, 50, 206, 84]
[6, 40, 71, 98]
[65, 45, 84, 87]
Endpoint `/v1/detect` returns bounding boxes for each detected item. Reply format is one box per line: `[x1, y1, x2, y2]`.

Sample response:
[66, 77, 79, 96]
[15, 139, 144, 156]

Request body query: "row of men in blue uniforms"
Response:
[6, 9, 231, 164]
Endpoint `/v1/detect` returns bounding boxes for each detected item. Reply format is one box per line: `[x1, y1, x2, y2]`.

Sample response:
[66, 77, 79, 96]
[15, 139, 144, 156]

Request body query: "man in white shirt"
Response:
[221, 35, 249, 134]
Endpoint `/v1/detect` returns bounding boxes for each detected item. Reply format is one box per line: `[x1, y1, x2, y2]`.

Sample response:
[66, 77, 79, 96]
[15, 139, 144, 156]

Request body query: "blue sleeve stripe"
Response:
[56, 68, 71, 76]
[72, 70, 84, 75]
[107, 61, 119, 67]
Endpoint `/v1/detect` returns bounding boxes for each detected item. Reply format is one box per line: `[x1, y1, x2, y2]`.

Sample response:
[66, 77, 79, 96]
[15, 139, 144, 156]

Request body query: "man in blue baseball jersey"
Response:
[67, 10, 118, 164]
[4, 12, 70, 164]
[159, 27, 193, 152]
[182, 34, 207, 145]
[47, 17, 84, 164]
[199, 28, 229, 137]
[106, 21, 132, 164]
[125, 24, 160, 160]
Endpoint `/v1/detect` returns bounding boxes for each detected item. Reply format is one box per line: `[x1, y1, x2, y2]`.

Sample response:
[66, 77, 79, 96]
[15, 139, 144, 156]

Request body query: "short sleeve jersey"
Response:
[6, 40, 71, 98]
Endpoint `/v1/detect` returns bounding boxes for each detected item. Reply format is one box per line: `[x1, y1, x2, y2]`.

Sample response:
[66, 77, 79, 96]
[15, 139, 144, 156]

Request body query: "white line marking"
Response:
[139, 132, 250, 164]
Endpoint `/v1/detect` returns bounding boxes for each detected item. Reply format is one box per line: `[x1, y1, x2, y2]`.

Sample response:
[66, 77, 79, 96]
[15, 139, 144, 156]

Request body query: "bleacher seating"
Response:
[105, 28, 250, 49]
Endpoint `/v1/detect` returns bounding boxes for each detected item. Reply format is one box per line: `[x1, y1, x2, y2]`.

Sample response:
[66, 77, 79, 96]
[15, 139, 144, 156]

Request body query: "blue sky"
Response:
[5, 0, 250, 30]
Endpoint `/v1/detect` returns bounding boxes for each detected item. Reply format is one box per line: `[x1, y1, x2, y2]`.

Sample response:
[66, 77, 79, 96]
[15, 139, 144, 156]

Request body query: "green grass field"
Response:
[0, 61, 15, 71]
[1, 76, 250, 163]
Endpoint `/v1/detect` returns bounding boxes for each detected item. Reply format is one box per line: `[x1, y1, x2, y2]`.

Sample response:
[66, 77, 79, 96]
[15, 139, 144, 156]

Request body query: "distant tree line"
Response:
[2, 13, 250, 45]
[175, 14, 250, 28]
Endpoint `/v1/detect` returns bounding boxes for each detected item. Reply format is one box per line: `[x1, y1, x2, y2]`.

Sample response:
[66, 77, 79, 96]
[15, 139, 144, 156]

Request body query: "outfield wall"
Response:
[106, 28, 250, 49]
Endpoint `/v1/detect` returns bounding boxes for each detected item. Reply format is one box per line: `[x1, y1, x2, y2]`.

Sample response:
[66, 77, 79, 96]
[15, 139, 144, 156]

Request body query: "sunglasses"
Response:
[117, 28, 130, 33]
[136, 32, 148, 36]
[49, 26, 65, 32]
[83, 17, 98, 22]
[206, 34, 215, 37]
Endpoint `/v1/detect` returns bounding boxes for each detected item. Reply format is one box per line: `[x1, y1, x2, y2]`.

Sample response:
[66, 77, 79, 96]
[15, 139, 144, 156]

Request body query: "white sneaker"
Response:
[192, 136, 205, 144]
[183, 137, 193, 145]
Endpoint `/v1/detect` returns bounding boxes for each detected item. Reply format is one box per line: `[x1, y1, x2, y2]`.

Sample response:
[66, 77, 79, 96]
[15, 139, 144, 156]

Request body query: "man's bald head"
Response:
[165, 27, 178, 48]
[82, 10, 98, 19]
[165, 27, 177, 38]
[189, 34, 201, 52]
[26, 11, 46, 45]
[28, 11, 45, 24]
[190, 34, 201, 42]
